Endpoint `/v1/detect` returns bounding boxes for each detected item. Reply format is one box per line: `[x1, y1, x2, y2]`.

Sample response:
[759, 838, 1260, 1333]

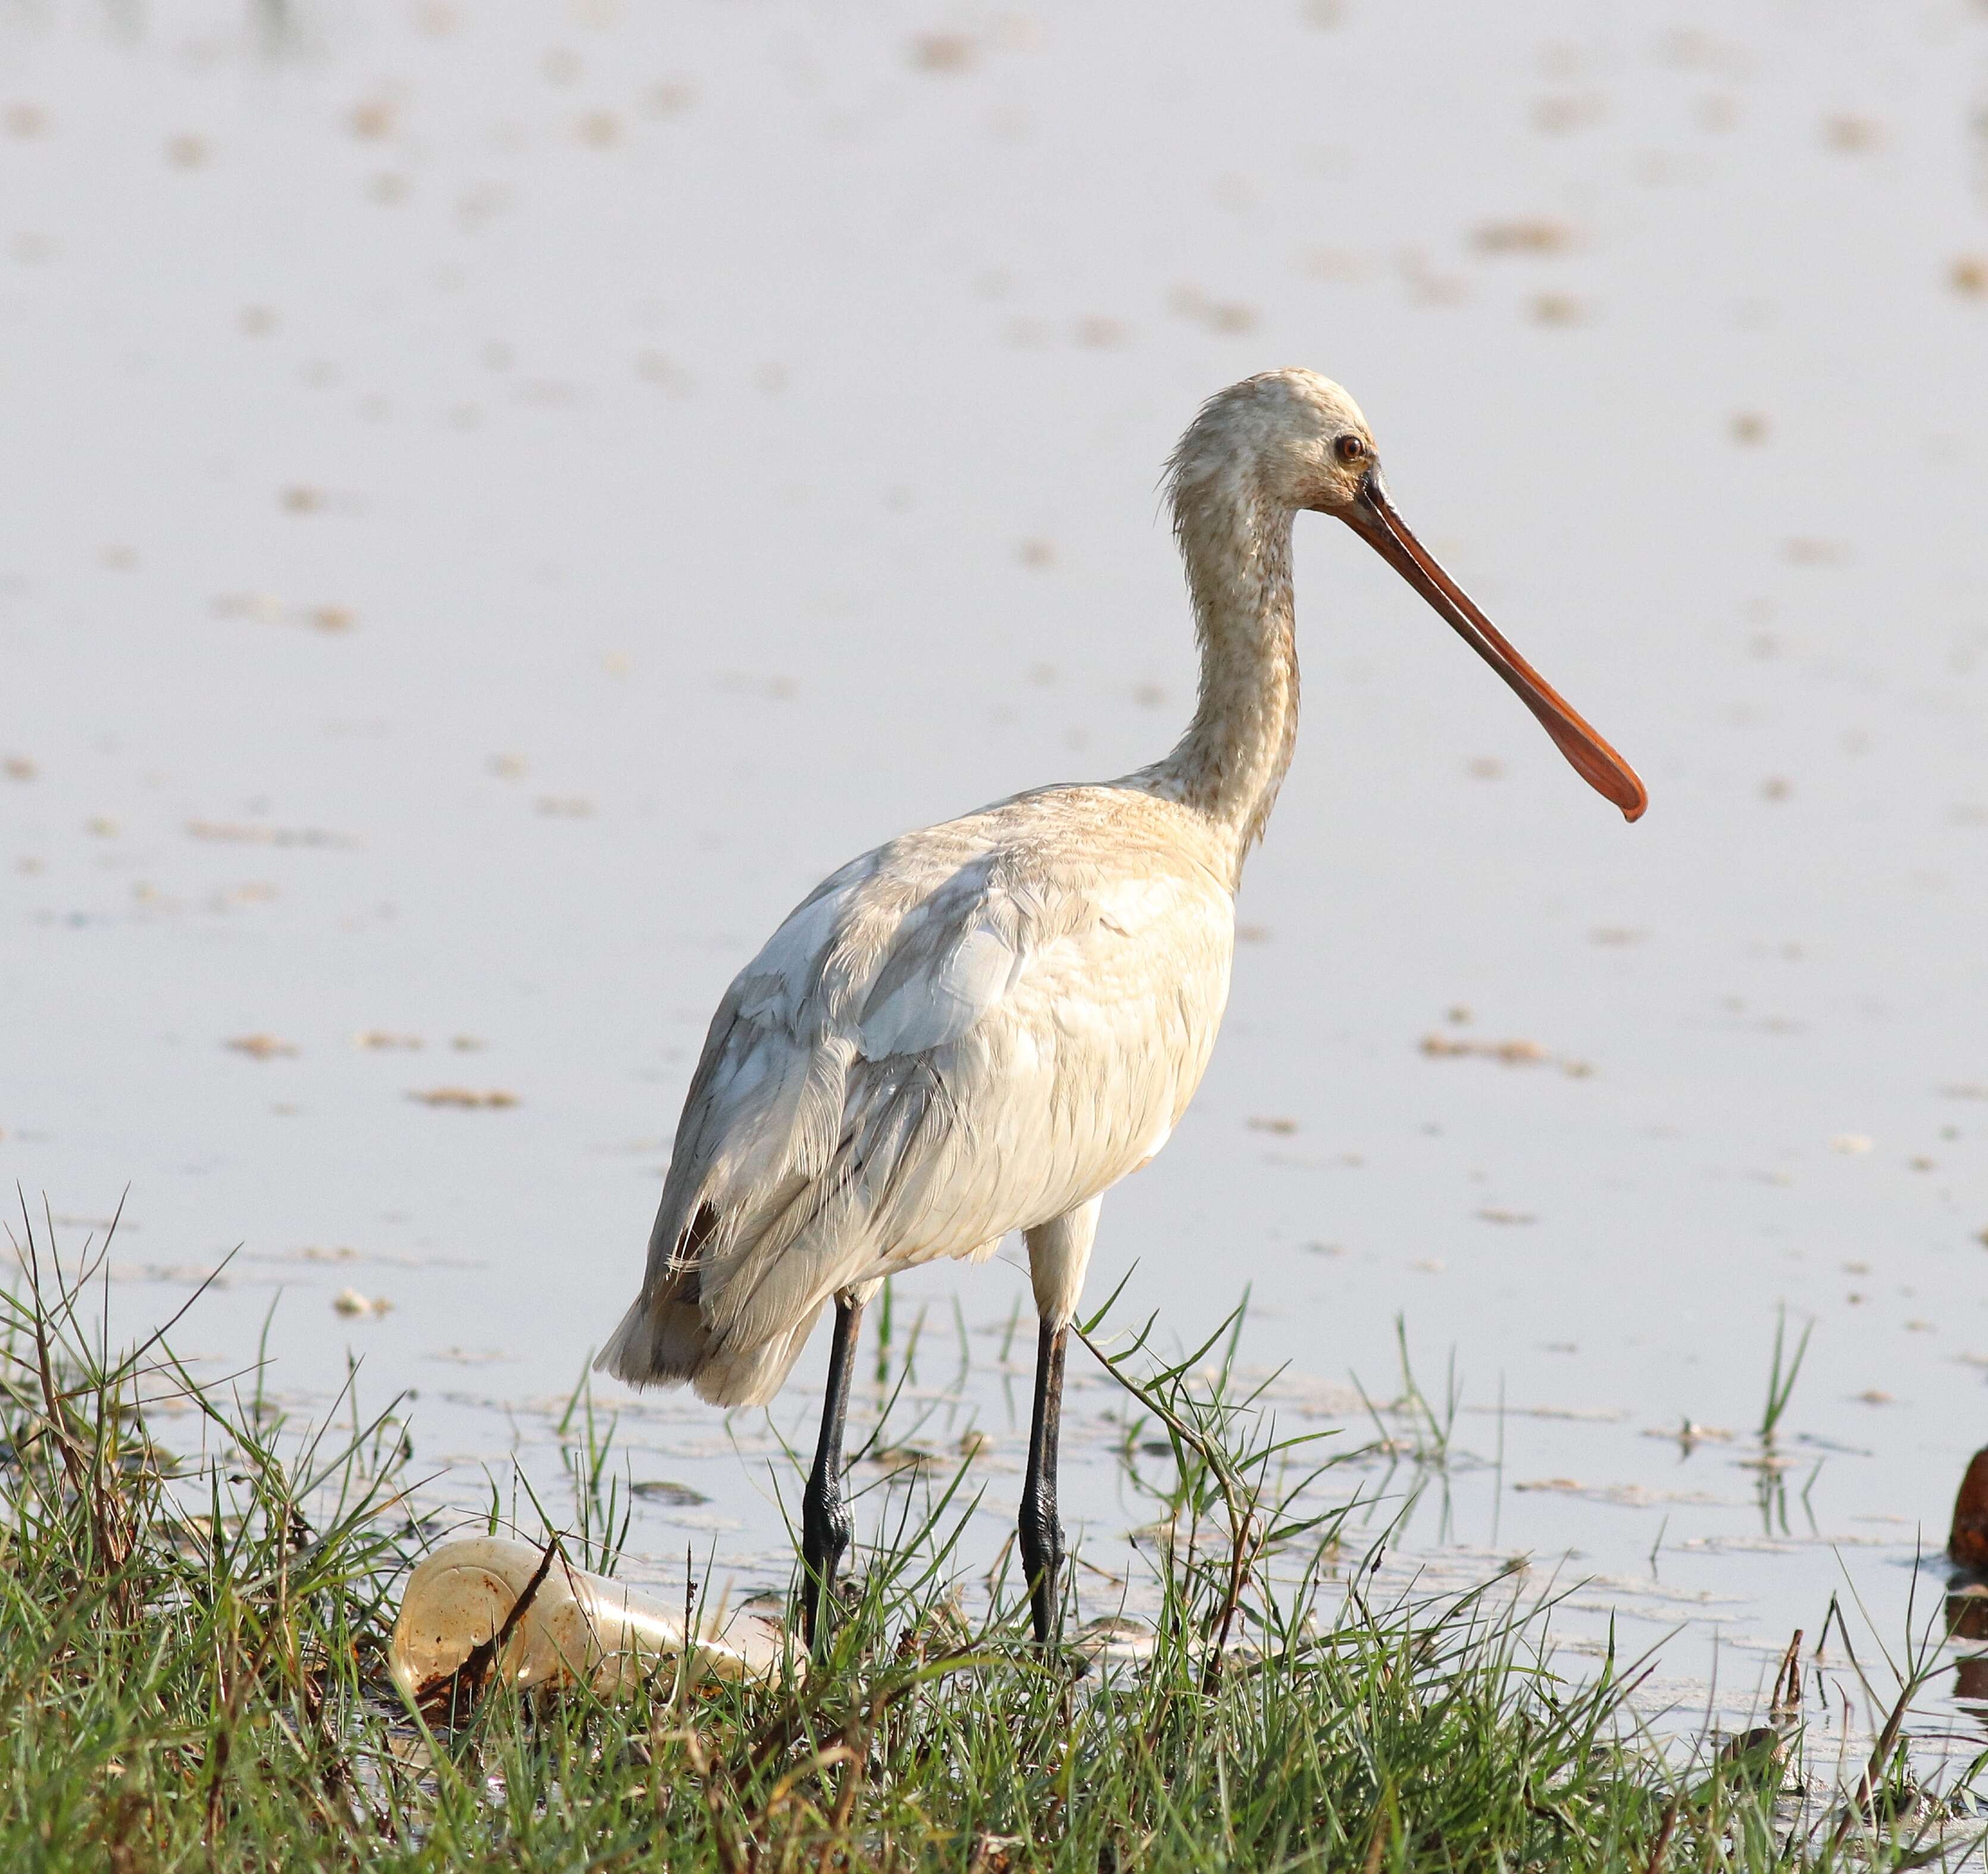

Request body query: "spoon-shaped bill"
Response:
[1343, 475, 1648, 822]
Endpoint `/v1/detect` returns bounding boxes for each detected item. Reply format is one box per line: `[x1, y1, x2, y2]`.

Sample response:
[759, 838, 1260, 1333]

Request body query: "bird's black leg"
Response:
[1018, 1318, 1068, 1645]
[801, 1294, 864, 1648]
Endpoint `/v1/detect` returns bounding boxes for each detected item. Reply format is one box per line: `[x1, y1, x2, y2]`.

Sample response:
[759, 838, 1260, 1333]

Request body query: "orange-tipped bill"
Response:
[1342, 472, 1647, 822]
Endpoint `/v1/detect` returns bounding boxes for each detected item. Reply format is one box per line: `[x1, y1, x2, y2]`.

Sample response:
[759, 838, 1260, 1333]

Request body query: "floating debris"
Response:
[409, 1088, 518, 1109]
[348, 95, 397, 140]
[909, 32, 976, 74]
[212, 590, 354, 631]
[1530, 292, 1587, 326]
[1071, 1614, 1156, 1667]
[1423, 1034, 1546, 1064]
[355, 1030, 423, 1050]
[1514, 1479, 1728, 1507]
[1531, 92, 1605, 134]
[1642, 1419, 1734, 1451]
[717, 671, 799, 701]
[187, 821, 357, 848]
[1299, 246, 1367, 283]
[226, 1034, 298, 1060]
[1420, 1034, 1592, 1077]
[211, 884, 277, 917]
[630, 1480, 709, 1506]
[1471, 217, 1577, 256]
[1168, 284, 1259, 334]
[1483, 1404, 1627, 1424]
[1821, 114, 1885, 154]
[1398, 251, 1468, 306]
[332, 1287, 392, 1318]
[642, 80, 696, 118]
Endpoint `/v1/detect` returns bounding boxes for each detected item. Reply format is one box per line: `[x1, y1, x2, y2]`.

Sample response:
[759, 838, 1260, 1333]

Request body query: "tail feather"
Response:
[596, 1197, 831, 1408]
[599, 1016, 929, 1407]
[595, 1269, 826, 1409]
[595, 1274, 712, 1388]
[690, 1299, 828, 1407]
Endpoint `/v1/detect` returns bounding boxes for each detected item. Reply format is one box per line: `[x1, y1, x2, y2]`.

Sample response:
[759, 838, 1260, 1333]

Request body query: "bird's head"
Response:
[1170, 367, 1379, 514]
[1171, 367, 1646, 823]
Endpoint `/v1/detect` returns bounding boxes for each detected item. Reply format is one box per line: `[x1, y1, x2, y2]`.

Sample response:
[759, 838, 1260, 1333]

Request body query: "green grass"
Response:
[1759, 1307, 1815, 1448]
[1, 1206, 1978, 1872]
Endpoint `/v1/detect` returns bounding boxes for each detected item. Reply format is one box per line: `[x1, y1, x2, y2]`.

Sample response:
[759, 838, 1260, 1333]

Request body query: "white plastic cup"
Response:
[389, 1535, 794, 1702]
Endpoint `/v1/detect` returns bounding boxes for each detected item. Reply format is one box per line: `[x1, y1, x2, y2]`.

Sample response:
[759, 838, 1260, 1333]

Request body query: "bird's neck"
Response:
[1140, 484, 1299, 874]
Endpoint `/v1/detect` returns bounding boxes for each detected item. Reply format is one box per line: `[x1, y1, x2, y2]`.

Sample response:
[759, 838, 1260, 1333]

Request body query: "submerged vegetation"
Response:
[1, 1209, 1978, 1872]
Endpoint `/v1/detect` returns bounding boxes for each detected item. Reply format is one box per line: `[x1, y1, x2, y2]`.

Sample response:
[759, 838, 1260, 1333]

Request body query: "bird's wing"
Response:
[629, 803, 1232, 1379]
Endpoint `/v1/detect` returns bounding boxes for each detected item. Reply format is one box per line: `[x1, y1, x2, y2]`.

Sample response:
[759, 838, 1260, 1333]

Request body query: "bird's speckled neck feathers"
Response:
[1136, 474, 1299, 878]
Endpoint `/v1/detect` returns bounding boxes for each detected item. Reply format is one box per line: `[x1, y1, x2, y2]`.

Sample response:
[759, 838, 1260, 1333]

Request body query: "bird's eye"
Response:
[1334, 434, 1368, 465]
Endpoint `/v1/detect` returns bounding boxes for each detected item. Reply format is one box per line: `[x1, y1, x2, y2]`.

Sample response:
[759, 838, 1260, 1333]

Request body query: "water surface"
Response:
[4, 0, 1987, 1765]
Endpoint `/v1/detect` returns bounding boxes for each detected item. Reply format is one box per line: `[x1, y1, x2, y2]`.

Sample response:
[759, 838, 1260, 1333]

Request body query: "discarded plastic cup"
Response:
[389, 1536, 793, 1703]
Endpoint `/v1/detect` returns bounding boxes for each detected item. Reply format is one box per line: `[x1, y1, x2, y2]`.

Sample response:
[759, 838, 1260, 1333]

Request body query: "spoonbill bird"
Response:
[601, 368, 1645, 1644]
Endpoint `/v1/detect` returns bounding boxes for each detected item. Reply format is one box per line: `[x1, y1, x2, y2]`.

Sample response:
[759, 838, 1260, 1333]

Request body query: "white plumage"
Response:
[598, 367, 1643, 1641]
[599, 786, 1234, 1405]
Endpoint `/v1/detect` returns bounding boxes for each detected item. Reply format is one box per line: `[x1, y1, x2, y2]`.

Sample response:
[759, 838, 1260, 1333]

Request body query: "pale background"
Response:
[2, 0, 1986, 1731]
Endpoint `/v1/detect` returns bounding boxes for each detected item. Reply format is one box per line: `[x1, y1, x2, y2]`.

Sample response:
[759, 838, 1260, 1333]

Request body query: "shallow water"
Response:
[4, 0, 1987, 1782]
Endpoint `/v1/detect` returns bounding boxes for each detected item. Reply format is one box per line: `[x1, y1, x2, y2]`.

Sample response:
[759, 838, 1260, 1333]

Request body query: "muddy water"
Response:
[4, 0, 1987, 1767]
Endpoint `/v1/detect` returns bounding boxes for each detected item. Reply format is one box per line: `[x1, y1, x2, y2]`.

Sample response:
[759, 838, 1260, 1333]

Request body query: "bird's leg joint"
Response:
[1017, 1483, 1064, 1592]
[801, 1462, 853, 1604]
